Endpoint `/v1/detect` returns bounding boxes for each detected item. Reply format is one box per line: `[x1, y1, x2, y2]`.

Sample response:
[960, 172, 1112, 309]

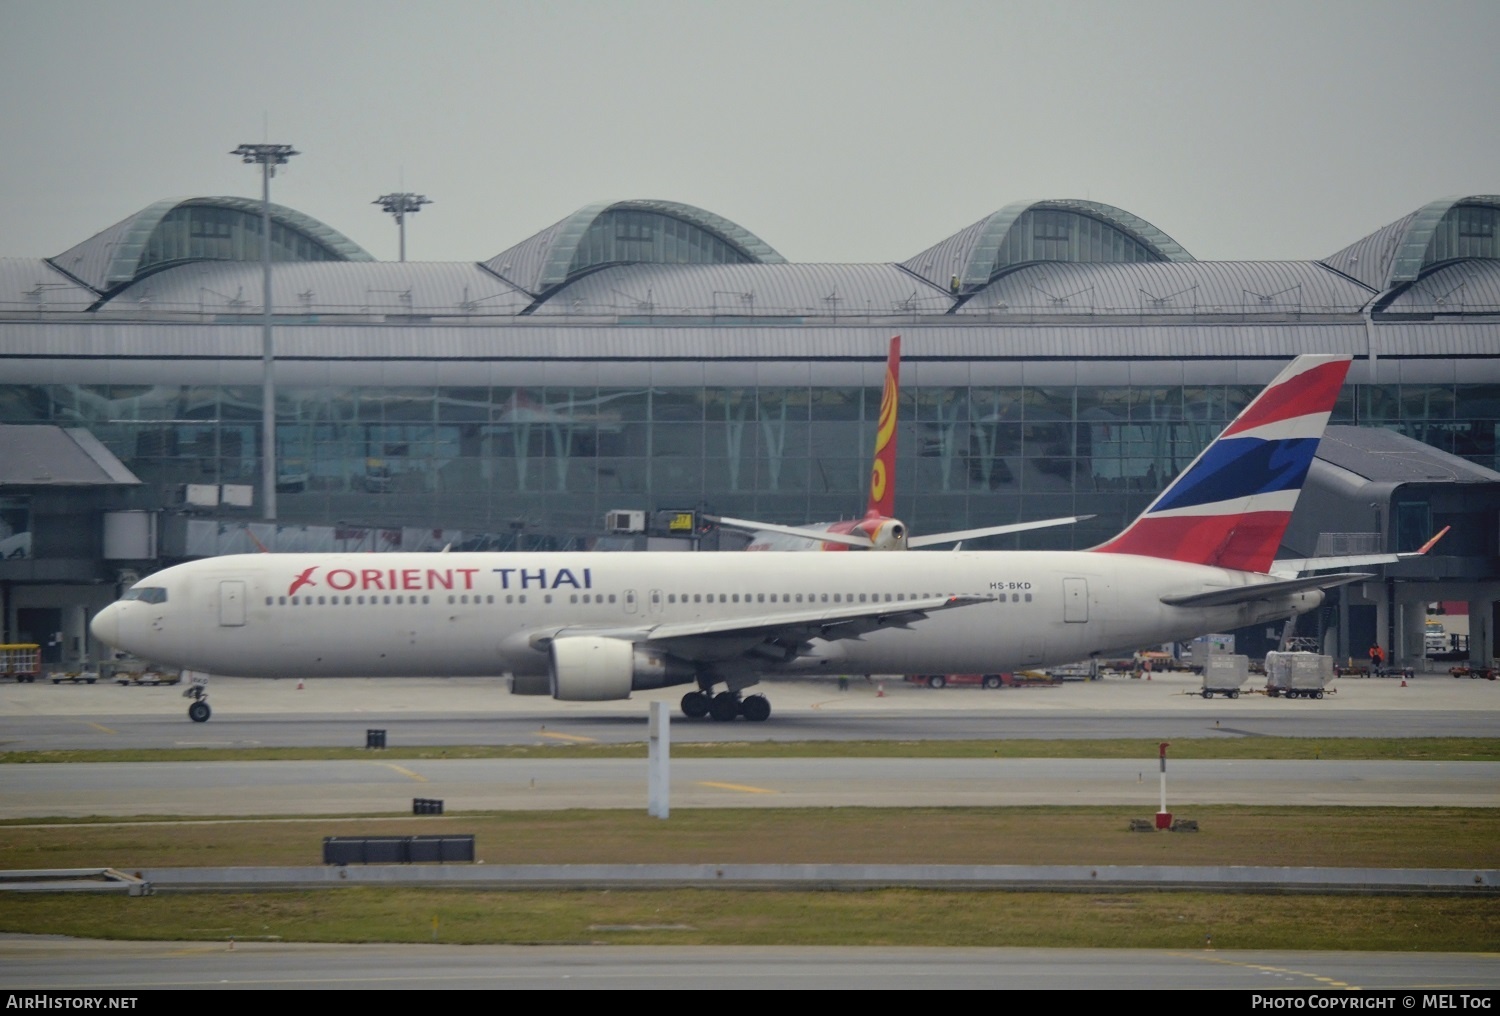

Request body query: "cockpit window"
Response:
[121, 586, 168, 604]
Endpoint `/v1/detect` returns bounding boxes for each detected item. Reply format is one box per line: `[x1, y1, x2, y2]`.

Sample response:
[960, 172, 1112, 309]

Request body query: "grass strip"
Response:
[2, 806, 1495, 870]
[1, 889, 1494, 951]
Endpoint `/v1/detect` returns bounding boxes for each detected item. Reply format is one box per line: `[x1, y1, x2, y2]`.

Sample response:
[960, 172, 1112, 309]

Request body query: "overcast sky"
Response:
[2, 0, 1496, 265]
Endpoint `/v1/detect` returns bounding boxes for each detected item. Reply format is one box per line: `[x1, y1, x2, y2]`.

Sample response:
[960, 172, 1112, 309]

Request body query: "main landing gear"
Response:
[680, 689, 772, 722]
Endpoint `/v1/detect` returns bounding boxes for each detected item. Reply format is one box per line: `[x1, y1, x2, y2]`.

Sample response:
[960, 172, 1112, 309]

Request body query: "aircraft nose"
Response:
[90, 603, 121, 648]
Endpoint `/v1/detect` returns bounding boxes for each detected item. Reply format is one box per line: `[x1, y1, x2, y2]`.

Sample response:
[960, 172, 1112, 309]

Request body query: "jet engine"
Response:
[858, 517, 907, 550]
[547, 637, 697, 701]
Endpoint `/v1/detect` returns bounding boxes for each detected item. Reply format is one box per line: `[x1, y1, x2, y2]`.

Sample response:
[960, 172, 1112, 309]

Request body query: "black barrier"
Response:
[413, 797, 444, 815]
[365, 729, 387, 749]
[324, 835, 475, 864]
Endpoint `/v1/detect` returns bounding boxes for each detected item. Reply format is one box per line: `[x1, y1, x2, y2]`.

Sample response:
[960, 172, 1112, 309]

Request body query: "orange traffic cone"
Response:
[876, 683, 885, 697]
[297, 679, 304, 690]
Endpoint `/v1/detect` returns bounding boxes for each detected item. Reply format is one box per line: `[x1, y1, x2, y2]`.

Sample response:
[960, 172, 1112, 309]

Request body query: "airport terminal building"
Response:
[2, 193, 1498, 670]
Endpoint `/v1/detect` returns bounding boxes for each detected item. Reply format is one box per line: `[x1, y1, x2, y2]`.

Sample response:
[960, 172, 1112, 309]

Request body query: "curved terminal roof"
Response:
[100, 261, 529, 317]
[0, 258, 98, 313]
[483, 200, 786, 296]
[901, 199, 1195, 293]
[10, 193, 1499, 332]
[530, 262, 951, 318]
[1321, 195, 1500, 292]
[1380, 258, 1500, 315]
[955, 260, 1375, 317]
[48, 197, 373, 294]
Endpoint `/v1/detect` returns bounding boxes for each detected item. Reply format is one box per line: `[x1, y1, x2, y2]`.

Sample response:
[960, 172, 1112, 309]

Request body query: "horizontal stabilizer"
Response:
[907, 515, 1093, 549]
[1269, 526, 1450, 577]
[1160, 572, 1370, 609]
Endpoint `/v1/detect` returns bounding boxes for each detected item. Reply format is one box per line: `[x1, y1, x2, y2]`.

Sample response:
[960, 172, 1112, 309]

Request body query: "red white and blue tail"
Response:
[1092, 355, 1353, 574]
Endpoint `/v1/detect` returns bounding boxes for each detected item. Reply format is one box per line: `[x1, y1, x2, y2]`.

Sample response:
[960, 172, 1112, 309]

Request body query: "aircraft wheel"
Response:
[982, 675, 1002, 689]
[927, 675, 946, 689]
[187, 700, 211, 723]
[740, 694, 771, 722]
[680, 691, 710, 719]
[709, 692, 740, 722]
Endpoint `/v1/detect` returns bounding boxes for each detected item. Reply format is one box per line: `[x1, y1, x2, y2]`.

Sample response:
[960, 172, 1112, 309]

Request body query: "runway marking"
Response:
[537, 731, 597, 743]
[84, 722, 116, 734]
[381, 763, 428, 783]
[696, 780, 778, 794]
[1175, 951, 1357, 989]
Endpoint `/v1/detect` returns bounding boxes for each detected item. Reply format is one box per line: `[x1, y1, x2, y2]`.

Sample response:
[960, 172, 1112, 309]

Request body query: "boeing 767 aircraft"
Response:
[92, 354, 1365, 724]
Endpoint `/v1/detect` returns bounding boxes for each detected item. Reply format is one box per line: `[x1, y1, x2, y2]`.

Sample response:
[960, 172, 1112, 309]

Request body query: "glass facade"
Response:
[1425, 205, 1499, 266]
[568, 210, 757, 275]
[995, 209, 1160, 268]
[4, 376, 1496, 552]
[137, 205, 345, 274]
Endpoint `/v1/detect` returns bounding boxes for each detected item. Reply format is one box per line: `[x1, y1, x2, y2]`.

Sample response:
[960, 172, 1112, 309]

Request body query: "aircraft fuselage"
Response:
[93, 549, 1318, 680]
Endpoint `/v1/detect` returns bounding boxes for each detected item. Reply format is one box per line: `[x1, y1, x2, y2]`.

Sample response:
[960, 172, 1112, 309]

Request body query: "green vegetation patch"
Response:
[2, 806, 1495, 870]
[1, 889, 1494, 951]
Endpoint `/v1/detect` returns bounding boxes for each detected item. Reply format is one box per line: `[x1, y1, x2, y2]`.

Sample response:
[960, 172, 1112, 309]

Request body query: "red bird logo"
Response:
[287, 567, 319, 597]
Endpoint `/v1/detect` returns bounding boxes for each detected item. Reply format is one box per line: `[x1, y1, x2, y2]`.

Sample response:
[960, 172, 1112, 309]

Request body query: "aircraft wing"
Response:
[1160, 572, 1370, 609]
[537, 594, 994, 662]
[907, 515, 1094, 548]
[705, 514, 875, 548]
[1268, 526, 1450, 577]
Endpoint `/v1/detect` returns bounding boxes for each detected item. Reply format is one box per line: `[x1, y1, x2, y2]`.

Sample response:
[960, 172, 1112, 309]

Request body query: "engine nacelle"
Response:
[547, 637, 697, 701]
[862, 517, 907, 550]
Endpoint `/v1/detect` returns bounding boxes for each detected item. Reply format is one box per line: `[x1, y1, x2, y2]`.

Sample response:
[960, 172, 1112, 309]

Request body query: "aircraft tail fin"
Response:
[1092, 354, 1353, 574]
[866, 335, 900, 520]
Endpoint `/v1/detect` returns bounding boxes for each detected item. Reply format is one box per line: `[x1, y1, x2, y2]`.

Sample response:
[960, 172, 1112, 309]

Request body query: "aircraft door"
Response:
[624, 589, 639, 615]
[1063, 577, 1088, 623]
[219, 580, 247, 627]
[648, 589, 664, 616]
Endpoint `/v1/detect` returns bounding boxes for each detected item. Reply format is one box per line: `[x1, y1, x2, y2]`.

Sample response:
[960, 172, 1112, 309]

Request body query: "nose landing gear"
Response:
[184, 680, 211, 722]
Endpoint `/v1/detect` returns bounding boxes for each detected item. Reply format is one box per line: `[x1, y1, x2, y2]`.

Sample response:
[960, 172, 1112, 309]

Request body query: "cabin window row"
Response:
[263, 593, 575, 607]
[262, 590, 1035, 608]
[267, 594, 447, 606]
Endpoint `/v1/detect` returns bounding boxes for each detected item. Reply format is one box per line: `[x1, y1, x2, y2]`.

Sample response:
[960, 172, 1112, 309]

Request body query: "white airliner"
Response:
[705, 336, 1089, 551]
[92, 355, 1368, 724]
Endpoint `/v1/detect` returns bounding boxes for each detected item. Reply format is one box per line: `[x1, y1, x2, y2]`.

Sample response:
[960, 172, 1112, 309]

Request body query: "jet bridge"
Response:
[1279, 426, 1500, 668]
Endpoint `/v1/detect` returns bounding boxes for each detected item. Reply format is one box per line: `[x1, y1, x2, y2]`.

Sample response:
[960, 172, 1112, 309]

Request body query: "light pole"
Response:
[231, 143, 298, 522]
[373, 192, 431, 261]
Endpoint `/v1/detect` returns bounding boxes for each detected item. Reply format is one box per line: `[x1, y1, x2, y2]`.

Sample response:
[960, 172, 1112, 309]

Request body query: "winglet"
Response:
[1416, 525, 1451, 556]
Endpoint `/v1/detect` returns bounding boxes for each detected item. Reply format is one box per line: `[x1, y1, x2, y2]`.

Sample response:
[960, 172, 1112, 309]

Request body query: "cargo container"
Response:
[1264, 651, 1334, 699]
[1199, 654, 1249, 698]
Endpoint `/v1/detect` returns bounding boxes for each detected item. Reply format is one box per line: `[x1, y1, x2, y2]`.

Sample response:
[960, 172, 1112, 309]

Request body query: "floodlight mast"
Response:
[231, 143, 299, 522]
[374, 192, 432, 261]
